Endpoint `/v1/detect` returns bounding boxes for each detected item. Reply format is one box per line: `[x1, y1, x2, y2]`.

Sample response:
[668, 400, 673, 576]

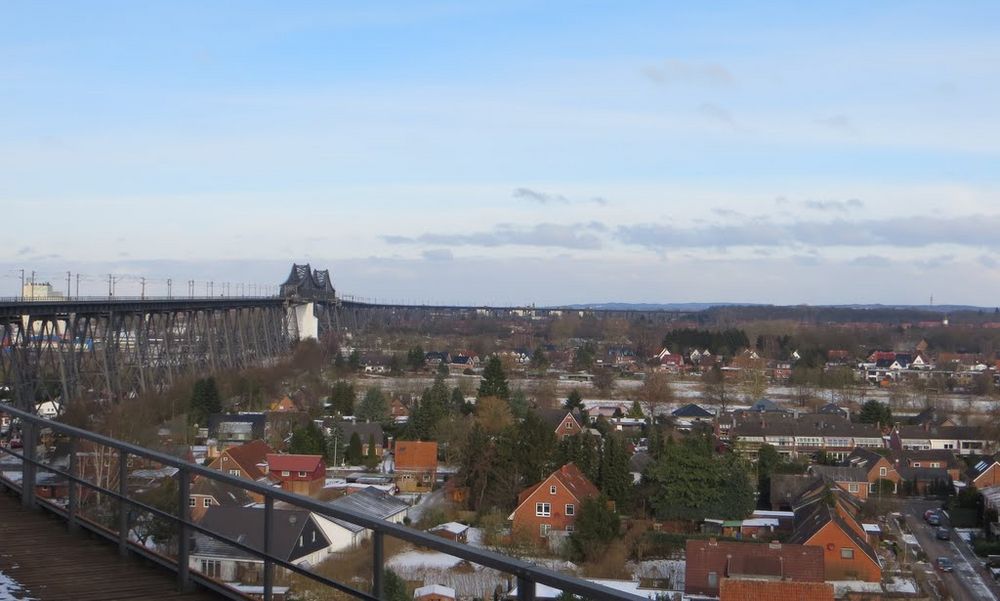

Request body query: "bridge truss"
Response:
[0, 298, 295, 412]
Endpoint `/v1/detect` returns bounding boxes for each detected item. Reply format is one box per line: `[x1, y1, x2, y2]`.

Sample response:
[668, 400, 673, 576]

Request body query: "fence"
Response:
[0, 403, 644, 601]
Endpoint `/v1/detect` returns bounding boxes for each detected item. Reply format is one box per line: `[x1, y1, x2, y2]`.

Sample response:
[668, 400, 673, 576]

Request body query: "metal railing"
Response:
[0, 404, 644, 601]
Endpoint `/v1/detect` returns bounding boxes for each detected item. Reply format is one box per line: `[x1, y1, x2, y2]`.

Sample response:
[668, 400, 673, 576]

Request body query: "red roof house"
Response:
[394, 441, 438, 492]
[684, 539, 824, 597]
[508, 463, 600, 542]
[267, 454, 326, 496]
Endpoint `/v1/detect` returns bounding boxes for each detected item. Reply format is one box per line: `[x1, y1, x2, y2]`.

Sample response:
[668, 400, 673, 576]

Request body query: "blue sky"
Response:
[4, 2, 1000, 305]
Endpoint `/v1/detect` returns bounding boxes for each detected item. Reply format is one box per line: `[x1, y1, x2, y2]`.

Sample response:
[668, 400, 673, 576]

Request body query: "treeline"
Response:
[662, 328, 750, 355]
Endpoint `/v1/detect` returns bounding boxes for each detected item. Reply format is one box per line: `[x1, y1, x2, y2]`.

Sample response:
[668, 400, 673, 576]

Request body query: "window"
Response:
[299, 536, 304, 547]
[912, 462, 921, 468]
[930, 462, 940, 468]
[566, 524, 575, 532]
[707, 572, 718, 589]
[879, 467, 887, 477]
[298, 471, 307, 478]
[203, 498, 212, 508]
[841, 548, 854, 559]
[189, 497, 197, 507]
[228, 469, 240, 476]
[535, 503, 551, 517]
[200, 559, 221, 578]
[282, 470, 290, 477]
[565, 504, 575, 516]
[540, 524, 551, 536]
[848, 483, 859, 493]
[549, 485, 557, 495]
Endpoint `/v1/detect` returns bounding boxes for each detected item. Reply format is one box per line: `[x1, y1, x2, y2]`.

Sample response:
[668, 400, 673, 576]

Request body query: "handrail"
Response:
[0, 403, 646, 601]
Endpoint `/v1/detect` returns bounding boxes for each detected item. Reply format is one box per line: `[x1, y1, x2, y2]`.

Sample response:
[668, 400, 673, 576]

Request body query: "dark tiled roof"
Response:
[193, 506, 322, 562]
[770, 474, 819, 509]
[844, 448, 887, 472]
[190, 478, 253, 507]
[672, 403, 713, 418]
[809, 465, 867, 483]
[788, 502, 879, 566]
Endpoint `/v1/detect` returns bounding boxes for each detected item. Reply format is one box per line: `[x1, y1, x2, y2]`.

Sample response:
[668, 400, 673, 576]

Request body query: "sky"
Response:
[3, 1, 1000, 305]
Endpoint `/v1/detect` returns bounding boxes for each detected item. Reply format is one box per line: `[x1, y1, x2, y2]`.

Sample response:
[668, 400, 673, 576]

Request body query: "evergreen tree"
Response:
[408, 377, 449, 440]
[357, 386, 389, 423]
[437, 361, 450, 377]
[478, 356, 510, 400]
[598, 434, 632, 508]
[189, 377, 222, 425]
[858, 400, 892, 425]
[530, 346, 550, 371]
[367, 433, 377, 459]
[509, 388, 530, 418]
[347, 432, 363, 464]
[564, 389, 584, 412]
[645, 435, 754, 521]
[407, 346, 425, 371]
[383, 568, 409, 601]
[329, 381, 356, 415]
[627, 399, 644, 419]
[289, 421, 328, 457]
[450, 386, 467, 412]
[555, 433, 600, 482]
[333, 352, 346, 372]
[567, 496, 620, 562]
[348, 349, 362, 371]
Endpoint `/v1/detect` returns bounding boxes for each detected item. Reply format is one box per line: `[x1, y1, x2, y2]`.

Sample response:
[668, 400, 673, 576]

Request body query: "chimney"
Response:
[768, 540, 781, 550]
[708, 537, 718, 546]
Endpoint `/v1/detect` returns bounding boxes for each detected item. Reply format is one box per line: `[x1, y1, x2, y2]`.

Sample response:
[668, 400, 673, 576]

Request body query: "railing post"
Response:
[263, 495, 274, 601]
[516, 576, 535, 601]
[67, 437, 78, 533]
[372, 530, 384, 600]
[177, 467, 191, 592]
[21, 420, 35, 509]
[118, 449, 129, 556]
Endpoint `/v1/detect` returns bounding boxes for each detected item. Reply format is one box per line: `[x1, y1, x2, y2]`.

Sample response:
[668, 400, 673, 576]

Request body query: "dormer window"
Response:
[549, 485, 557, 495]
[282, 470, 290, 477]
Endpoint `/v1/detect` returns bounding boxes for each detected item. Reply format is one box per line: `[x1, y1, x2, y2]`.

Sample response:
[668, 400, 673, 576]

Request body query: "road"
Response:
[903, 499, 999, 601]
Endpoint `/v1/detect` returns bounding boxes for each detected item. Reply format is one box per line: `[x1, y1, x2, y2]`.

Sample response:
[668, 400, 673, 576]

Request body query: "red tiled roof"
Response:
[224, 440, 273, 480]
[517, 463, 599, 505]
[685, 540, 824, 596]
[395, 441, 438, 470]
[720, 579, 833, 601]
[267, 453, 324, 473]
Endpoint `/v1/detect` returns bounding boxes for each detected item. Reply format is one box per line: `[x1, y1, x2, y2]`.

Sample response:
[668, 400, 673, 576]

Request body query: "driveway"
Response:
[902, 499, 998, 601]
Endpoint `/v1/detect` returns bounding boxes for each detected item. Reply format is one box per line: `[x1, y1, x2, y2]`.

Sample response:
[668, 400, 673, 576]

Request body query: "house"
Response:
[207, 413, 266, 447]
[390, 399, 410, 424]
[267, 454, 326, 496]
[844, 448, 900, 493]
[719, 580, 833, 601]
[394, 440, 438, 492]
[747, 398, 788, 413]
[414, 585, 456, 601]
[653, 348, 685, 370]
[428, 522, 469, 543]
[672, 403, 713, 419]
[818, 403, 848, 418]
[332, 421, 386, 457]
[206, 439, 273, 498]
[189, 477, 253, 522]
[888, 424, 991, 455]
[895, 449, 963, 486]
[538, 409, 585, 441]
[314, 487, 410, 552]
[727, 412, 883, 461]
[966, 456, 1000, 488]
[190, 506, 334, 584]
[684, 539, 824, 597]
[898, 466, 952, 496]
[508, 463, 600, 541]
[808, 466, 871, 500]
[788, 494, 881, 581]
[269, 396, 300, 412]
[35, 400, 60, 419]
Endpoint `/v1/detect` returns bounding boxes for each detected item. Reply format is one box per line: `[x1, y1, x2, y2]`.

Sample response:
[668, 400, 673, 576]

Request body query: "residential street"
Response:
[903, 499, 998, 601]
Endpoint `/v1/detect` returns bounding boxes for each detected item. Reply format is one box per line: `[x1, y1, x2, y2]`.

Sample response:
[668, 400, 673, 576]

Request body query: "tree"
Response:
[556, 433, 601, 483]
[564, 389, 584, 412]
[329, 380, 356, 415]
[755, 444, 783, 507]
[592, 367, 616, 396]
[509, 388, 530, 418]
[289, 421, 328, 457]
[189, 377, 222, 425]
[450, 386, 468, 412]
[478, 356, 510, 400]
[573, 343, 597, 371]
[627, 399, 644, 419]
[598, 434, 632, 509]
[408, 377, 449, 440]
[406, 346, 425, 371]
[348, 349, 362, 371]
[474, 396, 514, 435]
[645, 435, 754, 521]
[567, 496, 620, 562]
[383, 568, 409, 601]
[357, 386, 389, 423]
[702, 364, 730, 412]
[530, 346, 550, 372]
[436, 361, 450, 377]
[346, 431, 363, 465]
[858, 400, 892, 426]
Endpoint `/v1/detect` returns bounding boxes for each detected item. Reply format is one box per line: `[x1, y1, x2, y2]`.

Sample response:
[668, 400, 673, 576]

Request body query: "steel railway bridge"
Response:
[1, 263, 685, 412]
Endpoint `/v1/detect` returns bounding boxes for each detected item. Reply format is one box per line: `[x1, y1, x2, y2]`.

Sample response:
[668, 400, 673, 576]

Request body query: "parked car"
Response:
[936, 557, 954, 572]
[936, 527, 951, 541]
[927, 512, 941, 526]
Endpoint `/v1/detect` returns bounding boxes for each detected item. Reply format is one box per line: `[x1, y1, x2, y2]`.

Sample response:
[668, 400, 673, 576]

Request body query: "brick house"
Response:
[684, 539, 824, 597]
[508, 463, 599, 540]
[394, 440, 437, 492]
[413, 584, 456, 601]
[788, 496, 881, 582]
[206, 440, 273, 501]
[267, 454, 326, 496]
[808, 466, 871, 500]
[188, 477, 253, 522]
[843, 448, 900, 493]
[967, 456, 1000, 488]
[538, 409, 584, 441]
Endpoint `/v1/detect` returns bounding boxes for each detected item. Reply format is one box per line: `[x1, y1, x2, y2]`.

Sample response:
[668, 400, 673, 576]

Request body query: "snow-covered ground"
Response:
[0, 570, 34, 601]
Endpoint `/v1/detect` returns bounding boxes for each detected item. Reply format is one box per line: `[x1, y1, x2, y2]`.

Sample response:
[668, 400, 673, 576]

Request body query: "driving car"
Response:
[936, 527, 951, 540]
[936, 557, 954, 572]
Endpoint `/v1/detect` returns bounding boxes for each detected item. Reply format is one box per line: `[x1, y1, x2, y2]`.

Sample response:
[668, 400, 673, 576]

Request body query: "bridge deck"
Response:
[0, 492, 224, 601]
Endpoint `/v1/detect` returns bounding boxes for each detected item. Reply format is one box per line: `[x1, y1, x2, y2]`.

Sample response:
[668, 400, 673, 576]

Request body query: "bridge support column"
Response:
[290, 302, 318, 341]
